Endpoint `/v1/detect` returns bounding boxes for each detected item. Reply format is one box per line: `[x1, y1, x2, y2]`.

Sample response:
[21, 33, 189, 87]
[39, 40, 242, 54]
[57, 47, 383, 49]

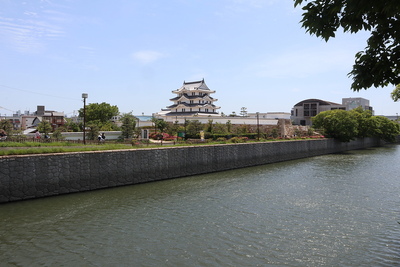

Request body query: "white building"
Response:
[291, 97, 374, 126]
[155, 80, 290, 126]
[161, 79, 220, 117]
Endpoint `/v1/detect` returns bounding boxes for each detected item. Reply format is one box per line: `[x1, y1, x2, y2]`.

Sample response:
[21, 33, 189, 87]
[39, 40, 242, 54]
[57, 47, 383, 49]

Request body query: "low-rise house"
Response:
[31, 106, 66, 131]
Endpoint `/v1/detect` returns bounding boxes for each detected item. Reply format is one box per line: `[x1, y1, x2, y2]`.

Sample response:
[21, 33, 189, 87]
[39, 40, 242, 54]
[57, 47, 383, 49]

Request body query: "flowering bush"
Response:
[149, 132, 176, 141]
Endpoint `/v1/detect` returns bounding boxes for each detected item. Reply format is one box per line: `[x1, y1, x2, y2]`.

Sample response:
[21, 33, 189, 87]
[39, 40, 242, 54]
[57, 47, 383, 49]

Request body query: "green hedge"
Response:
[209, 133, 258, 140]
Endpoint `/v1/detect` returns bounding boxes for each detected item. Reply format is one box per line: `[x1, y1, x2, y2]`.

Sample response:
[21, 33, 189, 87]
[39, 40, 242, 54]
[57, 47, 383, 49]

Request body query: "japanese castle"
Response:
[161, 79, 220, 116]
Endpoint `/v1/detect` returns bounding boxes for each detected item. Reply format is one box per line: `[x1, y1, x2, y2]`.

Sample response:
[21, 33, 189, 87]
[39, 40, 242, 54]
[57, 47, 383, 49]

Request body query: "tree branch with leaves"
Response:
[391, 84, 400, 102]
[294, 0, 400, 91]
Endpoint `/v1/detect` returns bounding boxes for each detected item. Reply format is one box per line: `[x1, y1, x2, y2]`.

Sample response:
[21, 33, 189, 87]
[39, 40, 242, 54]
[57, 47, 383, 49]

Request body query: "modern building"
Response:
[160, 79, 220, 117]
[341, 97, 373, 113]
[291, 97, 374, 126]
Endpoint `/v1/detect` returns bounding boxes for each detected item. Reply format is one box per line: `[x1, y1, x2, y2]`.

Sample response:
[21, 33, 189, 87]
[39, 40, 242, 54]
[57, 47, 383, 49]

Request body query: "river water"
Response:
[1, 145, 400, 266]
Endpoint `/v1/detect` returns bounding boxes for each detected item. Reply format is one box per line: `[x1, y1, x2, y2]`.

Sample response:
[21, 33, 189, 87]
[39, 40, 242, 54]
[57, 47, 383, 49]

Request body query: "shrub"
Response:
[52, 129, 64, 140]
[230, 137, 248, 143]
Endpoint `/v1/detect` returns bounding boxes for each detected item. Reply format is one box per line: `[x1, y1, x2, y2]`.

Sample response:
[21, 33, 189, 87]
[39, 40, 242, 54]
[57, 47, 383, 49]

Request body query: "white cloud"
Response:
[0, 7, 65, 53]
[131, 50, 165, 64]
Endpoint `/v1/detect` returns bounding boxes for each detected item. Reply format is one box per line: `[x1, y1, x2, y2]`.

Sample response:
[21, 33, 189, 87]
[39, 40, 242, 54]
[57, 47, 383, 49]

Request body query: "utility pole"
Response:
[82, 93, 88, 144]
[256, 112, 260, 141]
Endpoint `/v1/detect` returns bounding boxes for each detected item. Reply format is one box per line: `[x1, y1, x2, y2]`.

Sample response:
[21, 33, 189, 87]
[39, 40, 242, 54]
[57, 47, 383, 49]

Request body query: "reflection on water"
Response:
[1, 145, 400, 266]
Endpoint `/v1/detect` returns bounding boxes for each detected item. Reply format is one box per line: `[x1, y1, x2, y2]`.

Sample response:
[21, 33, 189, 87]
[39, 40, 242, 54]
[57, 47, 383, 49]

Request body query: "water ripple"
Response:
[1, 145, 400, 266]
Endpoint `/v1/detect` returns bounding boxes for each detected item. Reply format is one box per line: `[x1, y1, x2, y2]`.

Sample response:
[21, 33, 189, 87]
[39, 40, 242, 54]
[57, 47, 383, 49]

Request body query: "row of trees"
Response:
[77, 103, 138, 140]
[151, 118, 282, 140]
[312, 107, 400, 142]
[2, 101, 399, 142]
[73, 104, 258, 140]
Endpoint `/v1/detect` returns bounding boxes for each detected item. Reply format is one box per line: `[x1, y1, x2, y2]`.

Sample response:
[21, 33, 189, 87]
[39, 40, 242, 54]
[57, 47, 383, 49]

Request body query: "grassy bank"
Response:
[0, 142, 135, 156]
[0, 137, 325, 156]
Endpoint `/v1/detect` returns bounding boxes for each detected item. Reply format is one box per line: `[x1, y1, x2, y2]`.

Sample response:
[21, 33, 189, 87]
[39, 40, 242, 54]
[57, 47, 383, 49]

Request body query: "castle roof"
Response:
[173, 79, 215, 93]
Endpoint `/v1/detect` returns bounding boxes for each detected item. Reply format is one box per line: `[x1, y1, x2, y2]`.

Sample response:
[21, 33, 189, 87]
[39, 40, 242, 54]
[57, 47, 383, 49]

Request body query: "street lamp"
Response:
[82, 93, 88, 144]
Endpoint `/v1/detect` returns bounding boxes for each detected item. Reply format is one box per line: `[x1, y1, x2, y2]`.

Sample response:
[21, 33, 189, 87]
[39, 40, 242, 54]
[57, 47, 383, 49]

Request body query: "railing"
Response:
[4, 136, 102, 144]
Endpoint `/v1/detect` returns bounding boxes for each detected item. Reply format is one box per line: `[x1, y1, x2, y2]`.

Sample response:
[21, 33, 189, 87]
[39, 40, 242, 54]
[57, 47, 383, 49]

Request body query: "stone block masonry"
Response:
[0, 138, 382, 203]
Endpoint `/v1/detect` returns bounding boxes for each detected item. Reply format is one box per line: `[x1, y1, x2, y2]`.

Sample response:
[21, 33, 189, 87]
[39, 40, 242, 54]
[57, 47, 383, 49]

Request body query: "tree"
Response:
[312, 109, 359, 142]
[234, 124, 251, 135]
[367, 115, 400, 142]
[120, 113, 136, 139]
[313, 108, 400, 142]
[78, 102, 119, 123]
[212, 122, 228, 134]
[166, 121, 180, 136]
[349, 107, 373, 138]
[206, 119, 213, 133]
[62, 118, 80, 132]
[0, 119, 13, 135]
[391, 84, 400, 102]
[186, 120, 203, 138]
[86, 122, 100, 140]
[151, 117, 167, 133]
[155, 119, 167, 133]
[240, 107, 248, 117]
[226, 120, 232, 133]
[37, 120, 52, 136]
[52, 129, 64, 140]
[294, 0, 400, 91]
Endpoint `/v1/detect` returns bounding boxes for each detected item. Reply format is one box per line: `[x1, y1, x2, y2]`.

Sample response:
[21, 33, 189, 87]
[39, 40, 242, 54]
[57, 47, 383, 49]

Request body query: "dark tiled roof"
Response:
[184, 79, 203, 85]
[170, 93, 211, 101]
[294, 99, 341, 107]
[167, 103, 218, 109]
[163, 111, 219, 116]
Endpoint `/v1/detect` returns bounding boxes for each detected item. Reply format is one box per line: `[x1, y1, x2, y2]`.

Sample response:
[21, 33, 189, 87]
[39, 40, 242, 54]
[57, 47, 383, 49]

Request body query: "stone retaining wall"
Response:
[0, 138, 382, 203]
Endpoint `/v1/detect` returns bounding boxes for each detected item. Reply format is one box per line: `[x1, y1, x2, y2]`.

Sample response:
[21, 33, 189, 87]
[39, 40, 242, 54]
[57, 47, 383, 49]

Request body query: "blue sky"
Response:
[0, 0, 399, 117]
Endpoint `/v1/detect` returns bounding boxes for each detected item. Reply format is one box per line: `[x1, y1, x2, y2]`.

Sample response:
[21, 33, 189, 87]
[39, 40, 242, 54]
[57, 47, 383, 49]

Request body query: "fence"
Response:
[4, 136, 103, 144]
